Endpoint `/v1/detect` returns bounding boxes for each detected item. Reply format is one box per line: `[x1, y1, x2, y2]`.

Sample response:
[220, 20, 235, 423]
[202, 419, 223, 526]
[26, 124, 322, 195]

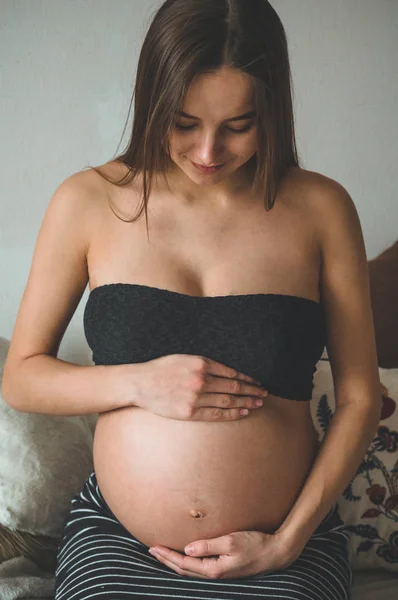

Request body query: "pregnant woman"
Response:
[3, 1, 381, 598]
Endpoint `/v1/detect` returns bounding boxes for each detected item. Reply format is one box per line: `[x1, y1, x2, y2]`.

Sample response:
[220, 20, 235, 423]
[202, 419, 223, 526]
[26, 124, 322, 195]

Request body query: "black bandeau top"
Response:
[83, 283, 327, 401]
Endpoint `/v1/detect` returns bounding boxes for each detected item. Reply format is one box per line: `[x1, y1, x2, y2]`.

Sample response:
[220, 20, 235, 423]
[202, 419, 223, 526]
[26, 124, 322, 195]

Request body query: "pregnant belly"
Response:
[93, 399, 320, 552]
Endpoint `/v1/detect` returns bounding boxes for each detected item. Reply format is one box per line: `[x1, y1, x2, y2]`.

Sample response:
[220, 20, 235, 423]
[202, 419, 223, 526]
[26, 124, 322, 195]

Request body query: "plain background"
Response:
[1, 0, 397, 363]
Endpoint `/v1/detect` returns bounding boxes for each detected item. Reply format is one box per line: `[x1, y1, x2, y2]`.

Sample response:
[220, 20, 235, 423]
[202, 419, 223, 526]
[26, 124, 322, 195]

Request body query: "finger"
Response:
[202, 375, 268, 400]
[150, 547, 218, 578]
[154, 553, 210, 579]
[202, 357, 259, 385]
[192, 406, 251, 422]
[185, 536, 234, 558]
[199, 393, 264, 410]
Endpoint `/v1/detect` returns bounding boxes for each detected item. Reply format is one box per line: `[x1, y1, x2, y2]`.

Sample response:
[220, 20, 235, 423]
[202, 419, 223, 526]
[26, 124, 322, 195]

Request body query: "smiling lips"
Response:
[191, 161, 226, 173]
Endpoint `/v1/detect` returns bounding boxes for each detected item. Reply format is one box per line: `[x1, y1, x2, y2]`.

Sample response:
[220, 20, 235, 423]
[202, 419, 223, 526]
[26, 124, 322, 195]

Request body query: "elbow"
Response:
[1, 363, 25, 412]
[365, 403, 382, 427]
[364, 397, 383, 426]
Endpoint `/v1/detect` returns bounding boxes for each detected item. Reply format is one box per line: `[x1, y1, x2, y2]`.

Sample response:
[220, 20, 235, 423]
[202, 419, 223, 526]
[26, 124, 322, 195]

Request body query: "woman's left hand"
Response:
[148, 529, 301, 580]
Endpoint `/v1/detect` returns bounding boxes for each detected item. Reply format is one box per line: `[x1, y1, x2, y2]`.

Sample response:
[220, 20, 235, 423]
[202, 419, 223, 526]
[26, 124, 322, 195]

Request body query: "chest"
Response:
[88, 184, 321, 301]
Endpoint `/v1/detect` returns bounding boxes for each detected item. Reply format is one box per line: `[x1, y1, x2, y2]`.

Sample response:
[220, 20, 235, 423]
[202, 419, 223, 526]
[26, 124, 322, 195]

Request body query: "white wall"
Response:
[1, 0, 397, 363]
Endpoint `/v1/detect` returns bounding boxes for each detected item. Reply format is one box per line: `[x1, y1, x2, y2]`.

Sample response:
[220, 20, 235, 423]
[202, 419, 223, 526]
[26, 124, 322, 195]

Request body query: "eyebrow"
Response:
[177, 110, 256, 122]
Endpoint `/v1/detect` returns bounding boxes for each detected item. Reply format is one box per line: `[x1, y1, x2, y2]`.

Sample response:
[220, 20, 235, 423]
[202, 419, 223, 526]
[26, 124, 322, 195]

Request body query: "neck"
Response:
[162, 159, 258, 208]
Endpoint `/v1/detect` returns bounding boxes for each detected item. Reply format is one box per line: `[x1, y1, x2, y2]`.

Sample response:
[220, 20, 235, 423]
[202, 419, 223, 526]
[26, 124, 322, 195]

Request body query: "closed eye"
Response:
[174, 124, 253, 134]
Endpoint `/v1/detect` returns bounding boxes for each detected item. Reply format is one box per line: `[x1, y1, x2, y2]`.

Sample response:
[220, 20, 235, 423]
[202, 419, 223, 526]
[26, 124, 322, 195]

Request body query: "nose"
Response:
[195, 131, 224, 166]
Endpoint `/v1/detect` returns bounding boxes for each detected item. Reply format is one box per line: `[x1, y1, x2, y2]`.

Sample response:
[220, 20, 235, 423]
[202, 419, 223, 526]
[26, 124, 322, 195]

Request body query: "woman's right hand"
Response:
[133, 354, 268, 421]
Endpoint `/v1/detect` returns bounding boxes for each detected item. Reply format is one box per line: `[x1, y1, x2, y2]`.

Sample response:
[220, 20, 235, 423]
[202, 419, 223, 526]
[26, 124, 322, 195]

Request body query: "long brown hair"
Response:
[85, 0, 301, 240]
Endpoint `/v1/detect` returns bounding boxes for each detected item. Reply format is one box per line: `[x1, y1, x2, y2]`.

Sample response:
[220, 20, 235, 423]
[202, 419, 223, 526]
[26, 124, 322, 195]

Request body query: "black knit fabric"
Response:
[83, 283, 327, 401]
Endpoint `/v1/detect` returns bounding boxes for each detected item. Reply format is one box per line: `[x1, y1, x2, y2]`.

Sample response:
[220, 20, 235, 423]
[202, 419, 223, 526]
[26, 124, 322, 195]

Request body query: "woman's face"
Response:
[167, 67, 258, 188]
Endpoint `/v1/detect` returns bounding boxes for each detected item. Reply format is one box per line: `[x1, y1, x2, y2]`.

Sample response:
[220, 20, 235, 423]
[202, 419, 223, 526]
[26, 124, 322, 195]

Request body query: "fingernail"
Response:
[148, 548, 158, 555]
[185, 545, 194, 554]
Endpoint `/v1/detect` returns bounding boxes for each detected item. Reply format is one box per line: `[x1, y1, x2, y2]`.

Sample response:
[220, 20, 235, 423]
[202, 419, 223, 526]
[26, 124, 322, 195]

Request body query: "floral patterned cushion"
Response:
[311, 357, 398, 572]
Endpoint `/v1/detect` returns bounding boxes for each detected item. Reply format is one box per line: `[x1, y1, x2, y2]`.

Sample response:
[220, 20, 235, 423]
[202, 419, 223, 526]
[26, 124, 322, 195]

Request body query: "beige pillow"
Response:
[0, 336, 94, 539]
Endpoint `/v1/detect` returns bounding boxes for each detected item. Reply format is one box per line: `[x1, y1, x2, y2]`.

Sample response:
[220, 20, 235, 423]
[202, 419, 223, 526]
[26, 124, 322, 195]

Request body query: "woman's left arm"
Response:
[275, 177, 381, 556]
[148, 178, 382, 579]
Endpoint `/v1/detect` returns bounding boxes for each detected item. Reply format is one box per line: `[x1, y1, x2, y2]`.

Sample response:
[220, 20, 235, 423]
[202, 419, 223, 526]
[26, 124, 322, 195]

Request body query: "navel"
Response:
[189, 508, 206, 519]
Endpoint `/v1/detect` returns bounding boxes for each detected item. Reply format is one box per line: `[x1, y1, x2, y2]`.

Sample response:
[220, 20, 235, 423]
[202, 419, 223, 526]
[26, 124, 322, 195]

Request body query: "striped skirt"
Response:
[55, 472, 352, 599]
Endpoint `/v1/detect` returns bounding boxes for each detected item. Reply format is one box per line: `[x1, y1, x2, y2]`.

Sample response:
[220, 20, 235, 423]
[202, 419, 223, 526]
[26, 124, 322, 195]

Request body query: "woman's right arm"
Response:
[2, 171, 144, 416]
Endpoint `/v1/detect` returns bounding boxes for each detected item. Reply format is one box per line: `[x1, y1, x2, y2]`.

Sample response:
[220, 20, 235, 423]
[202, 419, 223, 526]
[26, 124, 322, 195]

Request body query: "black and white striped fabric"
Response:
[55, 472, 352, 599]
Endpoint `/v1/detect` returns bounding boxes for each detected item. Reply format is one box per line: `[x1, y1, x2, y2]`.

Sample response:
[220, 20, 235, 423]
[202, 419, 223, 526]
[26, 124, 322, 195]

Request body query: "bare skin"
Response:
[88, 159, 324, 551]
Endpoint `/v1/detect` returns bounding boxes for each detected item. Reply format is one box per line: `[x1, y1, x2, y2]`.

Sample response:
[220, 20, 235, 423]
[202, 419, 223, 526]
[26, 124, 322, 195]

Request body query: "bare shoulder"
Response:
[50, 168, 113, 246]
[69, 164, 114, 202]
[84, 160, 144, 218]
[288, 167, 360, 250]
[64, 160, 143, 226]
[295, 167, 356, 217]
[57, 167, 110, 211]
[87, 160, 143, 190]
[287, 166, 353, 205]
